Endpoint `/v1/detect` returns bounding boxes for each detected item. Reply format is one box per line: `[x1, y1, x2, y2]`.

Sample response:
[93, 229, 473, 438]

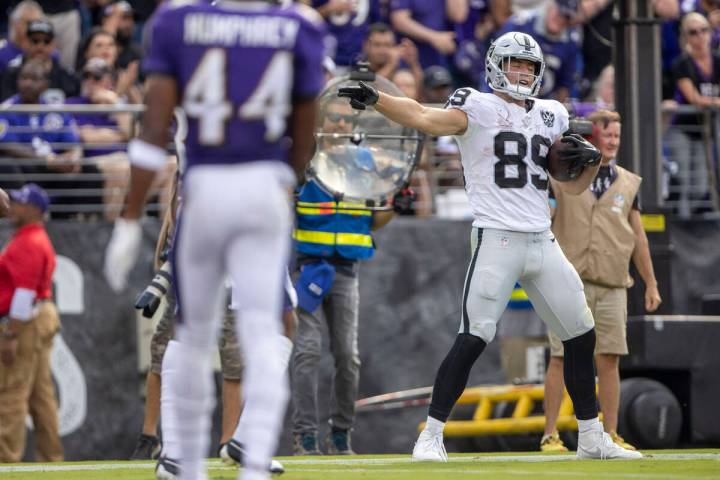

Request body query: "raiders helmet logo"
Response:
[541, 110, 555, 127]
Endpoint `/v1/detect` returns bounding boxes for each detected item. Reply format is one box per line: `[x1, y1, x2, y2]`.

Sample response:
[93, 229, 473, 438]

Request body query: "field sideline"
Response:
[0, 450, 718, 480]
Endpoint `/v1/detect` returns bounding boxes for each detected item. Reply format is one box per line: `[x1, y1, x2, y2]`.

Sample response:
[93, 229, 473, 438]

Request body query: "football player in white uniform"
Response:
[339, 31, 642, 461]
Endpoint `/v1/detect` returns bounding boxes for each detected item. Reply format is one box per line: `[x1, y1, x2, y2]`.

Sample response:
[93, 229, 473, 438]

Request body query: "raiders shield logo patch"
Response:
[541, 110, 555, 127]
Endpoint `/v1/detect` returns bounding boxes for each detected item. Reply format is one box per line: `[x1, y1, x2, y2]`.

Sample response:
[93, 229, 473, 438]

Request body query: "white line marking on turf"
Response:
[0, 453, 716, 472]
[281, 453, 720, 464]
[295, 468, 715, 479]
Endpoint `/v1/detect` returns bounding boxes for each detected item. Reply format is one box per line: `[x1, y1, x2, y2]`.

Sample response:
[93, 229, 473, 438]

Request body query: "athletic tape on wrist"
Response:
[128, 139, 167, 171]
[10, 288, 36, 322]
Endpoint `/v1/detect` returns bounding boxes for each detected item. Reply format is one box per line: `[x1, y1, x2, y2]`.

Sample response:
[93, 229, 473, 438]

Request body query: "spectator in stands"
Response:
[570, 64, 614, 117]
[0, 183, 63, 463]
[1, 19, 80, 103]
[77, 28, 141, 104]
[314, 0, 380, 71]
[421, 65, 453, 103]
[453, 0, 510, 88]
[660, 0, 698, 99]
[362, 23, 422, 87]
[100, 1, 142, 70]
[0, 59, 81, 176]
[0, 59, 106, 217]
[667, 11, 720, 217]
[575, 0, 612, 97]
[0, 1, 44, 76]
[702, 0, 720, 46]
[65, 57, 133, 219]
[493, 0, 581, 102]
[77, 28, 117, 71]
[65, 58, 131, 158]
[34, 0, 81, 71]
[390, 0, 468, 69]
[390, 68, 419, 100]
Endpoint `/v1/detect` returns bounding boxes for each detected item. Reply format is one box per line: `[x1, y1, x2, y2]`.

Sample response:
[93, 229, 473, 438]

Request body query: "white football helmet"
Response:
[485, 31, 545, 100]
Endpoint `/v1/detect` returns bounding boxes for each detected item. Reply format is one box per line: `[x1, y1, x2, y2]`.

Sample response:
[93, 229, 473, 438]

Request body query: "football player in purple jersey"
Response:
[104, 1, 326, 479]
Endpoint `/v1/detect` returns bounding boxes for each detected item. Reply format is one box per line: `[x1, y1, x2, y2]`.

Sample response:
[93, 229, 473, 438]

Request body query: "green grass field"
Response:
[1, 451, 718, 480]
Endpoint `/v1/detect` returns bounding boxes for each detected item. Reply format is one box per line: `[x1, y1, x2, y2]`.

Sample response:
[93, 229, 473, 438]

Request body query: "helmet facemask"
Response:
[485, 32, 545, 100]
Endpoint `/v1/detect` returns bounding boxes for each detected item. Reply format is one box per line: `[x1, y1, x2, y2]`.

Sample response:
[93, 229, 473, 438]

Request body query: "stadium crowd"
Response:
[0, 0, 718, 218]
[0, 0, 706, 468]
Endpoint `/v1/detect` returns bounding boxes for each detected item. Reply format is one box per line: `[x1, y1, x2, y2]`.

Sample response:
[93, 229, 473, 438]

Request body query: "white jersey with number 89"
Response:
[446, 88, 569, 232]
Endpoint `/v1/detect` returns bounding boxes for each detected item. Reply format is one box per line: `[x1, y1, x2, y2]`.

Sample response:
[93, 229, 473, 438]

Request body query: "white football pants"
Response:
[461, 227, 594, 343]
[161, 162, 293, 480]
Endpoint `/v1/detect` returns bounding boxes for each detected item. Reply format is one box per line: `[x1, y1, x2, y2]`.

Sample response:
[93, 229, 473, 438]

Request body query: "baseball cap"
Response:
[423, 66, 452, 89]
[295, 261, 336, 313]
[83, 57, 113, 77]
[555, 0, 580, 15]
[103, 1, 134, 17]
[9, 183, 50, 213]
[27, 19, 54, 39]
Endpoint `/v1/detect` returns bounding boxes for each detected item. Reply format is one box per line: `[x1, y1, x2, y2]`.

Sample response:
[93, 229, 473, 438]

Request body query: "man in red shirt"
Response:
[0, 183, 63, 462]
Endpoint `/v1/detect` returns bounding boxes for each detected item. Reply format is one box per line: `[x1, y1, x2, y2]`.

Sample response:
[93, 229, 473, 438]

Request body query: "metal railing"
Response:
[0, 104, 174, 220]
[660, 104, 720, 218]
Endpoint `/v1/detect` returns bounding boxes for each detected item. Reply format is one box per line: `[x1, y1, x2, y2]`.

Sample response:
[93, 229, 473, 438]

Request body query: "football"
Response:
[547, 138, 582, 182]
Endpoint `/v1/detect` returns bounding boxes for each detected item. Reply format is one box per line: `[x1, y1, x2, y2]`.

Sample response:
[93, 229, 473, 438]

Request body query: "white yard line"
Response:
[0, 453, 716, 473]
[281, 453, 720, 464]
[294, 468, 718, 479]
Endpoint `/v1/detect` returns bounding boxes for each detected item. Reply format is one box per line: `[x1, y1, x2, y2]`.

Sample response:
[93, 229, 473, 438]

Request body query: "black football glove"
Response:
[392, 187, 416, 214]
[559, 133, 602, 168]
[338, 81, 379, 110]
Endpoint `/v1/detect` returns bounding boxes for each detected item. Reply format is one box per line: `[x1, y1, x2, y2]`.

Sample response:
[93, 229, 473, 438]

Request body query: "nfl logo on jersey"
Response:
[541, 110, 555, 127]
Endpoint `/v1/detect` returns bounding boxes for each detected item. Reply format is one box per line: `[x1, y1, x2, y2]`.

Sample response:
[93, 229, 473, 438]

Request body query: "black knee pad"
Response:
[562, 328, 599, 420]
[428, 333, 487, 422]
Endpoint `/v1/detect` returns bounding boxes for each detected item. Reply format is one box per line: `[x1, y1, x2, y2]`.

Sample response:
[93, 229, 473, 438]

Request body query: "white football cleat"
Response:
[155, 457, 180, 480]
[219, 439, 285, 474]
[411, 429, 448, 462]
[577, 424, 643, 460]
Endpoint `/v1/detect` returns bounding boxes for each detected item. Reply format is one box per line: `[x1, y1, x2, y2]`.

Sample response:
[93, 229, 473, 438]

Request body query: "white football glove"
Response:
[104, 218, 142, 292]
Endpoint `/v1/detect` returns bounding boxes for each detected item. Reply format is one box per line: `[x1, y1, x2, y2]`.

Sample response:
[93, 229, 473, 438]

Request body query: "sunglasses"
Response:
[687, 27, 711, 36]
[30, 36, 52, 45]
[327, 112, 354, 123]
[83, 71, 106, 81]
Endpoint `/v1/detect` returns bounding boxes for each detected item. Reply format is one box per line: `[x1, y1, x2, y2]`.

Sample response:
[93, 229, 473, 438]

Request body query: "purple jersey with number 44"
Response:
[144, 1, 325, 170]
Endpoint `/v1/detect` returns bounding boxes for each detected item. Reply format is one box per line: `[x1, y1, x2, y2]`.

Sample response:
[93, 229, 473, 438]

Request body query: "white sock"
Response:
[235, 335, 292, 446]
[577, 417, 602, 433]
[425, 416, 445, 436]
[233, 322, 289, 471]
[160, 340, 215, 480]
